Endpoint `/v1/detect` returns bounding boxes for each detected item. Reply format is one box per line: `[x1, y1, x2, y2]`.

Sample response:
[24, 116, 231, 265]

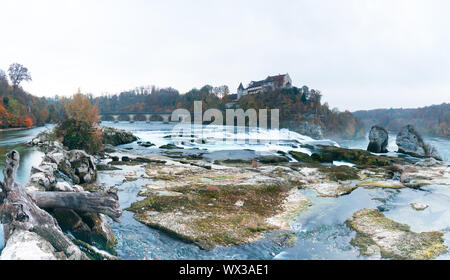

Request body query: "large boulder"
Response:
[28, 131, 53, 147]
[26, 136, 117, 256]
[0, 231, 61, 260]
[56, 150, 97, 184]
[30, 171, 56, 191]
[396, 125, 442, 160]
[0, 230, 85, 260]
[102, 127, 137, 146]
[367, 126, 389, 153]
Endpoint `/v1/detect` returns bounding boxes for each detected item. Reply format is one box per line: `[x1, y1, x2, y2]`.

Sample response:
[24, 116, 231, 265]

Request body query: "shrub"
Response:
[56, 118, 103, 154]
[55, 92, 103, 154]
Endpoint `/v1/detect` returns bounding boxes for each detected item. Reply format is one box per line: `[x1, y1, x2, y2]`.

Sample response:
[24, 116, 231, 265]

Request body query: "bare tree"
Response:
[8, 63, 32, 90]
[0, 69, 7, 85]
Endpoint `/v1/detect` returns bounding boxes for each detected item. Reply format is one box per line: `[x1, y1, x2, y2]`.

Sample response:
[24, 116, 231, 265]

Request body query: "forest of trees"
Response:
[0, 63, 63, 129]
[0, 63, 366, 140]
[95, 85, 234, 114]
[354, 103, 449, 138]
[237, 87, 365, 139]
[94, 85, 365, 139]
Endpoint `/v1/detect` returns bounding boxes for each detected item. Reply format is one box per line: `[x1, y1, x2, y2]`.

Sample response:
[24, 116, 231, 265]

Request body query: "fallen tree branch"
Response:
[30, 191, 122, 222]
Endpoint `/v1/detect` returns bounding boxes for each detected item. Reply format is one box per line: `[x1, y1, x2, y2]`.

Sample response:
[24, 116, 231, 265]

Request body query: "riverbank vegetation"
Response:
[354, 103, 449, 138]
[0, 63, 64, 129]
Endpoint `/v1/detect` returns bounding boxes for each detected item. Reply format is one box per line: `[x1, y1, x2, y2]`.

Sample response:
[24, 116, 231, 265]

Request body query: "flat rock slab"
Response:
[128, 162, 311, 250]
[347, 209, 447, 260]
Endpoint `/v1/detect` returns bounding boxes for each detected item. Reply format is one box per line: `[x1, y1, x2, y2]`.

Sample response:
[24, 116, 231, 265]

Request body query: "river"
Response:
[0, 122, 449, 260]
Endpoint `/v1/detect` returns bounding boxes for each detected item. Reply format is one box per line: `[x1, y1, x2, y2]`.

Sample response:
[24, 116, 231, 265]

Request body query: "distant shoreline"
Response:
[0, 126, 36, 132]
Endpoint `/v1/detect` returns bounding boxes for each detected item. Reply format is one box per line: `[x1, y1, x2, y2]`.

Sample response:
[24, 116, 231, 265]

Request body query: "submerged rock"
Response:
[400, 163, 450, 188]
[289, 151, 317, 163]
[356, 180, 406, 189]
[102, 126, 137, 146]
[308, 182, 357, 197]
[411, 203, 429, 211]
[367, 126, 389, 153]
[347, 209, 447, 259]
[256, 155, 290, 164]
[159, 143, 184, 150]
[396, 125, 442, 160]
[315, 145, 402, 167]
[311, 153, 334, 163]
[138, 141, 155, 147]
[415, 158, 441, 167]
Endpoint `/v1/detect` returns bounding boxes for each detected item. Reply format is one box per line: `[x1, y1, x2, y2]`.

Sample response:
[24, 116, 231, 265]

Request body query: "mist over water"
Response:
[101, 121, 337, 159]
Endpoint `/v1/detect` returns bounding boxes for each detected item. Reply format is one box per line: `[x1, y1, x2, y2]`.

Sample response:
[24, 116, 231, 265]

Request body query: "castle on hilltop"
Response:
[237, 73, 292, 99]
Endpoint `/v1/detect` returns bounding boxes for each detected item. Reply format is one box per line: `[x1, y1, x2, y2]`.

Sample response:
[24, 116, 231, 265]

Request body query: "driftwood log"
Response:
[30, 191, 121, 222]
[0, 150, 122, 259]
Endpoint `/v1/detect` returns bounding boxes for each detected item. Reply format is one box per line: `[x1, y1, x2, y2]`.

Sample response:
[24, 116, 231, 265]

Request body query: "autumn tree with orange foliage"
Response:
[24, 116, 33, 127]
[55, 91, 103, 154]
[64, 91, 100, 124]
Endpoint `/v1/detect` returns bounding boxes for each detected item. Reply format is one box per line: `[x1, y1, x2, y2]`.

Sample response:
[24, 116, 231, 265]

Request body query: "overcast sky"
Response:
[1, 0, 449, 111]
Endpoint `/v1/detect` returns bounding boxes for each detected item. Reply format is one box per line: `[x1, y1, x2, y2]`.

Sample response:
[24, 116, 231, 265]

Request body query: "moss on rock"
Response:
[316, 145, 403, 167]
[289, 151, 317, 163]
[347, 209, 447, 260]
[127, 183, 309, 250]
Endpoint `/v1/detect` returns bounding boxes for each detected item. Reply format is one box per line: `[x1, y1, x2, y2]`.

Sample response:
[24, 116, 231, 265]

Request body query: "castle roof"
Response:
[247, 73, 289, 89]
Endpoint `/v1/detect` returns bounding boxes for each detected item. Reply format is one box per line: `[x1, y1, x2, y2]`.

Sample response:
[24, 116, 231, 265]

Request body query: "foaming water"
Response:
[0, 122, 448, 259]
[101, 121, 337, 157]
[101, 122, 450, 260]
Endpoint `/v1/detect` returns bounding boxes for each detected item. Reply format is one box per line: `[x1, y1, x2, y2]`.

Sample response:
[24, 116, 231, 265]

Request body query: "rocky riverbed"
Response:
[1, 123, 449, 260]
[95, 133, 449, 259]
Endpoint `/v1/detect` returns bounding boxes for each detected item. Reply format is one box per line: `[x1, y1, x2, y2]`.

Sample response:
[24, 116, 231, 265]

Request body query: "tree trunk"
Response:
[0, 150, 89, 259]
[30, 191, 122, 222]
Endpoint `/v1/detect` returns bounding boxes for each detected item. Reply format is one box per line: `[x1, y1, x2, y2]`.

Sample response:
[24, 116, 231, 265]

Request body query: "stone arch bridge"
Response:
[99, 112, 191, 123]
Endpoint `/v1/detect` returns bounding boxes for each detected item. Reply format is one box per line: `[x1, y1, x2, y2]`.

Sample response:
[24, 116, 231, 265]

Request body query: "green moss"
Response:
[71, 238, 119, 260]
[289, 151, 317, 163]
[213, 159, 253, 166]
[348, 209, 447, 260]
[127, 184, 294, 249]
[317, 165, 360, 181]
[191, 214, 277, 248]
[311, 153, 334, 163]
[96, 164, 122, 171]
[316, 145, 403, 167]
